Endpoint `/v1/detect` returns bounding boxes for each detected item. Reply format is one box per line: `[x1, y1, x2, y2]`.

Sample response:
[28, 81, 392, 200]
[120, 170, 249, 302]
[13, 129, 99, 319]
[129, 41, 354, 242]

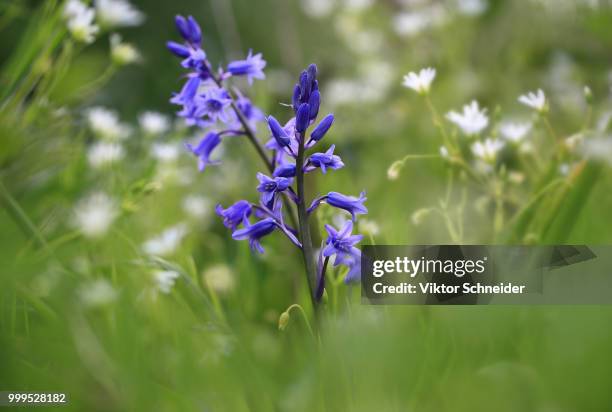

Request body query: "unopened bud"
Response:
[278, 311, 290, 331]
[387, 160, 404, 180]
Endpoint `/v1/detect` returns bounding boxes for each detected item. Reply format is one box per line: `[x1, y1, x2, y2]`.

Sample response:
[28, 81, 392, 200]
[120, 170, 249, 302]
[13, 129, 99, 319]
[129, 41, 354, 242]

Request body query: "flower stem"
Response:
[284, 304, 315, 339]
[296, 132, 318, 309]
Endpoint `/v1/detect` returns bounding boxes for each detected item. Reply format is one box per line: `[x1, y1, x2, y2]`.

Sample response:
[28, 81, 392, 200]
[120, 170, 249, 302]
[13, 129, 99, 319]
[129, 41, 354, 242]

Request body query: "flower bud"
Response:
[296, 103, 310, 133]
[310, 114, 334, 141]
[175, 15, 190, 40]
[584, 86, 593, 105]
[308, 90, 320, 120]
[387, 160, 404, 180]
[278, 311, 290, 331]
[292, 85, 301, 111]
[166, 41, 190, 58]
[187, 16, 202, 44]
[299, 71, 310, 103]
[267, 116, 290, 147]
[411, 208, 431, 226]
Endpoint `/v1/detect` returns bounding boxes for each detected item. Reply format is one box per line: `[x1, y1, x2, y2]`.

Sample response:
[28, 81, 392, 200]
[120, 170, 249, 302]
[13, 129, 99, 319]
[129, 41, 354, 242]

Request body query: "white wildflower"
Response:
[182, 195, 211, 220]
[153, 270, 180, 294]
[96, 0, 145, 28]
[359, 219, 380, 236]
[139, 111, 170, 135]
[446, 100, 489, 135]
[79, 279, 117, 307]
[64, 0, 99, 44]
[499, 121, 532, 143]
[559, 163, 570, 176]
[87, 142, 125, 168]
[402, 67, 436, 95]
[439, 145, 450, 158]
[456, 0, 488, 16]
[471, 138, 504, 163]
[300, 0, 336, 18]
[580, 137, 612, 165]
[73, 192, 119, 238]
[151, 142, 180, 163]
[393, 6, 447, 37]
[86, 106, 131, 140]
[203, 264, 235, 294]
[142, 223, 188, 256]
[110, 33, 140, 65]
[518, 89, 547, 112]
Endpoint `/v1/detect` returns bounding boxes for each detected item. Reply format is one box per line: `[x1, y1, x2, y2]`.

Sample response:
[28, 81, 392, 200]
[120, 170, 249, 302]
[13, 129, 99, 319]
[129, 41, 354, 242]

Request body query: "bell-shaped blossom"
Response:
[256, 173, 292, 206]
[185, 132, 221, 171]
[309, 191, 368, 221]
[216, 200, 252, 230]
[306, 145, 344, 174]
[227, 50, 266, 85]
[232, 218, 277, 253]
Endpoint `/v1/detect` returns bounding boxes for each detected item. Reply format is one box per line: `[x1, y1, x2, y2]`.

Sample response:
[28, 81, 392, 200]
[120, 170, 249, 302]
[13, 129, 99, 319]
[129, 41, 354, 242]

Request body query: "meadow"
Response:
[1, 0, 612, 410]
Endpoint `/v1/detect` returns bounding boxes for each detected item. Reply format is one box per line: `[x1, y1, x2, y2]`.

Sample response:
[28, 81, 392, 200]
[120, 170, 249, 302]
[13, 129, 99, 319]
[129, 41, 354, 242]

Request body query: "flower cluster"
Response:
[167, 15, 266, 171]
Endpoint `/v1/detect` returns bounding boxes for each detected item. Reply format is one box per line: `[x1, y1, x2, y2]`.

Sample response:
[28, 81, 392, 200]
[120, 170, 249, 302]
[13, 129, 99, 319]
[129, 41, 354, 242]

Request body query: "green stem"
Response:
[295, 132, 317, 309]
[285, 304, 315, 339]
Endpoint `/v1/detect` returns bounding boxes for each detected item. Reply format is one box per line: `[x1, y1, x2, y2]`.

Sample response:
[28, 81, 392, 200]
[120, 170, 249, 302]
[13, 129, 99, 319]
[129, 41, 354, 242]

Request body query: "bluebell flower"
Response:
[185, 131, 221, 171]
[199, 87, 232, 123]
[295, 103, 310, 133]
[257, 173, 292, 206]
[308, 191, 367, 221]
[273, 163, 296, 178]
[170, 76, 200, 106]
[323, 221, 362, 264]
[227, 50, 266, 85]
[175, 15, 201, 46]
[322, 220, 363, 284]
[232, 217, 277, 253]
[310, 114, 334, 142]
[216, 200, 252, 230]
[306, 144, 344, 174]
[267, 115, 291, 147]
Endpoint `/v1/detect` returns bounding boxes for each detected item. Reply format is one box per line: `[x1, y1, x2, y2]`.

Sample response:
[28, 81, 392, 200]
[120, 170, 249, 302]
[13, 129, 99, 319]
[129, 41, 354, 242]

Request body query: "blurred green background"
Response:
[1, 0, 612, 410]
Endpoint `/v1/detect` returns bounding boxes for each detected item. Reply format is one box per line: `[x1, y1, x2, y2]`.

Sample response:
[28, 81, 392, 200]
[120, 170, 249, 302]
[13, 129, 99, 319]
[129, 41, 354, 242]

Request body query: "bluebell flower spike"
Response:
[185, 132, 222, 171]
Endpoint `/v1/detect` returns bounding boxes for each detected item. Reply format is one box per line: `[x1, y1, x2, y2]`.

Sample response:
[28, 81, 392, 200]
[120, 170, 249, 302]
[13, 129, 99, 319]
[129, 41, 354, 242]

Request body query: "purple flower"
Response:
[257, 173, 292, 206]
[295, 103, 310, 134]
[308, 191, 367, 221]
[327, 191, 367, 220]
[232, 217, 277, 253]
[170, 76, 201, 106]
[175, 15, 201, 46]
[267, 115, 291, 147]
[323, 220, 362, 270]
[308, 90, 320, 120]
[216, 200, 252, 230]
[273, 163, 296, 178]
[227, 50, 266, 85]
[199, 87, 232, 123]
[310, 114, 334, 142]
[185, 131, 221, 171]
[306, 144, 344, 174]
